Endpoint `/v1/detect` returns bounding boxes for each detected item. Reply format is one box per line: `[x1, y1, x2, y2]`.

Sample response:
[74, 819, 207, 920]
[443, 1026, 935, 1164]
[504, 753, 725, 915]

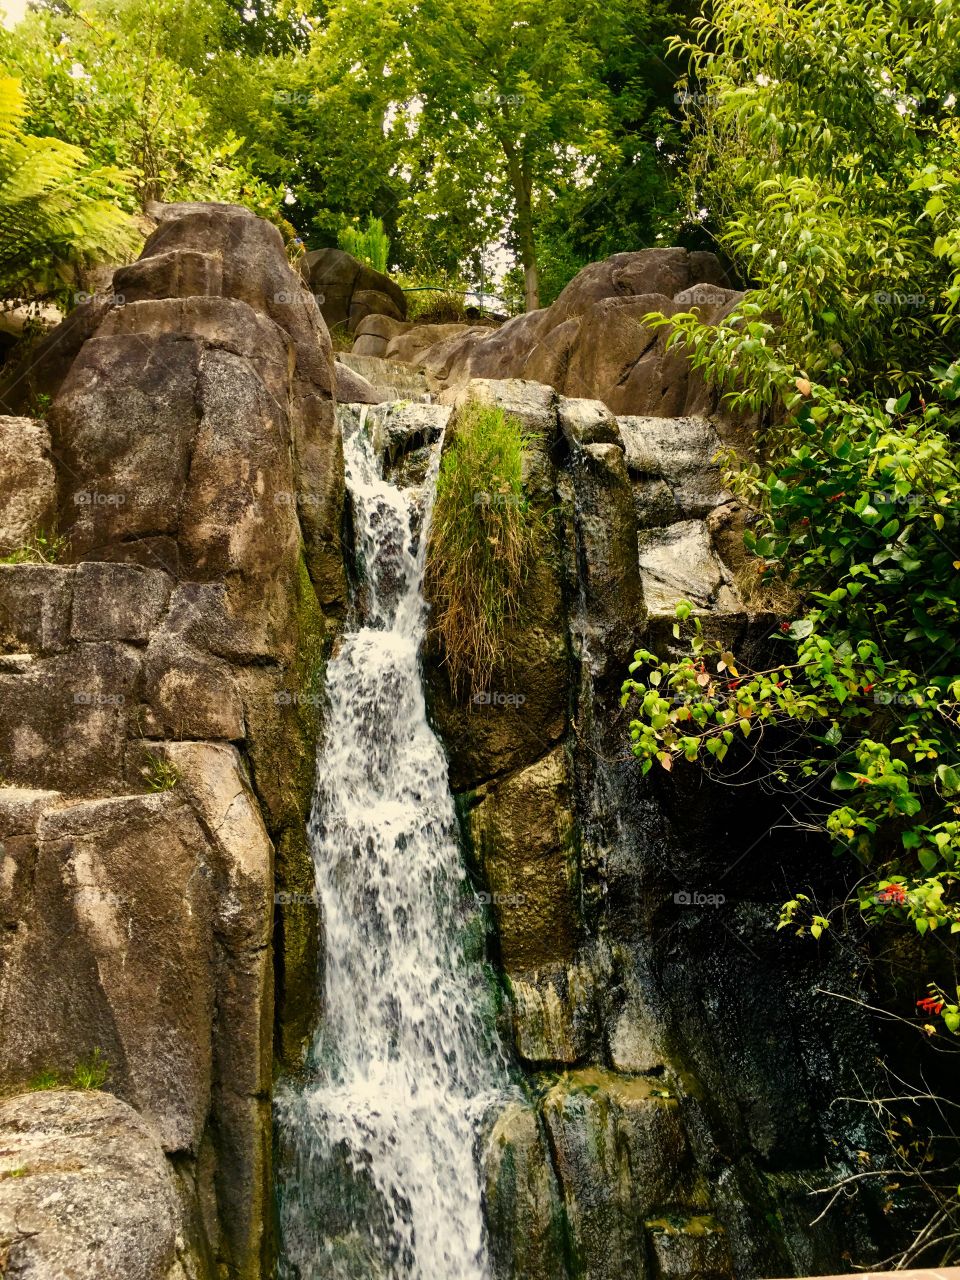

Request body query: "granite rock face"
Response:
[0, 1090, 191, 1280]
[422, 379, 889, 1280]
[0, 203, 342, 1279]
[352, 248, 743, 419]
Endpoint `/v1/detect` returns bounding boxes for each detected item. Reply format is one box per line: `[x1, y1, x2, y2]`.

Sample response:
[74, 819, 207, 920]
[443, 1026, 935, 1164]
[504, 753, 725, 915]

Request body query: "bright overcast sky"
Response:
[1, 0, 26, 28]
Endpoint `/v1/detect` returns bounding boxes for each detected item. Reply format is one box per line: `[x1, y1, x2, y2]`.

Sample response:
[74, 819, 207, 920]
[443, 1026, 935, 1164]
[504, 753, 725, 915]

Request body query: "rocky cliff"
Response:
[416, 380, 891, 1280]
[0, 202, 344, 1278]
[352, 248, 742, 420]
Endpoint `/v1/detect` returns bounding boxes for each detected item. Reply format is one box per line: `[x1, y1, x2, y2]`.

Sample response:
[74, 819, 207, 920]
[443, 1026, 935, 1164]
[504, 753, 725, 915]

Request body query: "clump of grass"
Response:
[403, 284, 469, 325]
[329, 322, 354, 352]
[70, 1048, 109, 1090]
[425, 399, 540, 698]
[26, 1069, 61, 1091]
[0, 529, 67, 565]
[140, 753, 180, 792]
[23, 1049, 109, 1094]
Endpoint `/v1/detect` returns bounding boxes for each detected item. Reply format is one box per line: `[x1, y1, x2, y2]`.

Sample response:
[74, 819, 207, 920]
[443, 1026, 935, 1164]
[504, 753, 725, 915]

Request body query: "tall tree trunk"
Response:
[504, 145, 540, 311]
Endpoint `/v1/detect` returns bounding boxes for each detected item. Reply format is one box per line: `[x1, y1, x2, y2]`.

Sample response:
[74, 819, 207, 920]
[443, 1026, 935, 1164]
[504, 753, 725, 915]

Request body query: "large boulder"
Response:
[0, 1089, 192, 1280]
[369, 248, 742, 422]
[299, 246, 406, 334]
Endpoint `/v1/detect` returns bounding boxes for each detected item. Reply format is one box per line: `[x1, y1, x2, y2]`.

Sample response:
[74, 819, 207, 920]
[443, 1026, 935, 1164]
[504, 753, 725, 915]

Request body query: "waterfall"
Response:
[275, 405, 512, 1280]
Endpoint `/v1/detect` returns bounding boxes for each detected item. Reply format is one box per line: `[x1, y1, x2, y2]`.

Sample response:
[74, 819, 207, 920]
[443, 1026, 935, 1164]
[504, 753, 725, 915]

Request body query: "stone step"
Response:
[336, 352, 430, 401]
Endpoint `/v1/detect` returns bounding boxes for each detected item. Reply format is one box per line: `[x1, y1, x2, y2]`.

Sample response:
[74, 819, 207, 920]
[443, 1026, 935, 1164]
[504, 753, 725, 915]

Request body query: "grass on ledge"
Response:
[425, 398, 540, 698]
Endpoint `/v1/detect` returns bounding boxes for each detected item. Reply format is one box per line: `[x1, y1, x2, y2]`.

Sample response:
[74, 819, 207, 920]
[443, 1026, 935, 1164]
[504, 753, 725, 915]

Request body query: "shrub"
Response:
[338, 214, 390, 274]
[625, 0, 960, 1035]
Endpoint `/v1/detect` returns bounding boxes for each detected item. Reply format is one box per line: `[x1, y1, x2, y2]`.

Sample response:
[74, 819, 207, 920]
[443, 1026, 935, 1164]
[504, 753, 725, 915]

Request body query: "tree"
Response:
[310, 0, 681, 310]
[0, 74, 136, 300]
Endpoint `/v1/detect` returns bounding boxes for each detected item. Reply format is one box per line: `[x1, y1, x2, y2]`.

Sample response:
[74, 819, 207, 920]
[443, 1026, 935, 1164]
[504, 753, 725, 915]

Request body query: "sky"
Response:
[1, 0, 26, 29]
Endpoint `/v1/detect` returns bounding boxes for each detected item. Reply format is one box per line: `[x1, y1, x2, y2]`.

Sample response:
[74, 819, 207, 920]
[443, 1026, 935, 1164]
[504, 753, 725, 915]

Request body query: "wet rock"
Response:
[636, 519, 742, 617]
[604, 945, 667, 1075]
[362, 401, 450, 471]
[334, 361, 390, 404]
[646, 1216, 734, 1279]
[469, 748, 579, 973]
[0, 1089, 189, 1280]
[618, 415, 727, 519]
[484, 1100, 568, 1280]
[508, 958, 601, 1065]
[568, 440, 644, 678]
[540, 1069, 688, 1279]
[557, 397, 621, 448]
[0, 417, 57, 555]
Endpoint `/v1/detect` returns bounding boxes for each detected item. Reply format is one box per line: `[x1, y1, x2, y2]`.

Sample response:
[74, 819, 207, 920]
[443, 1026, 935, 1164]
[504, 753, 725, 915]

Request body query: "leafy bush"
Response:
[426, 400, 540, 697]
[623, 0, 960, 1034]
[670, 0, 960, 401]
[338, 215, 390, 273]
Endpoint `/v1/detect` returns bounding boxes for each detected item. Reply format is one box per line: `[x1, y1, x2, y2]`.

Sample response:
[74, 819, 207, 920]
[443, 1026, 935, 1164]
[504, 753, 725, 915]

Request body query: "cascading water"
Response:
[275, 405, 512, 1280]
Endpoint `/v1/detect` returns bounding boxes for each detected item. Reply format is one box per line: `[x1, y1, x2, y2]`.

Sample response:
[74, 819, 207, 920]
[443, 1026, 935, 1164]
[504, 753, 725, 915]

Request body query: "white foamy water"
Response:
[275, 408, 512, 1280]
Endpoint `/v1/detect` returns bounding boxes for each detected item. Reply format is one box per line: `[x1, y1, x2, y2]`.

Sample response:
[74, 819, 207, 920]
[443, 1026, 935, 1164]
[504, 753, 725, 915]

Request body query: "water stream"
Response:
[275, 406, 512, 1280]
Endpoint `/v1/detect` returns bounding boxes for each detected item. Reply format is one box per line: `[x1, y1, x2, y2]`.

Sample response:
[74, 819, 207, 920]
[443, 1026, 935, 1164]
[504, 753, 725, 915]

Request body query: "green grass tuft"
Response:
[140, 753, 180, 793]
[425, 398, 540, 698]
[0, 529, 67, 565]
